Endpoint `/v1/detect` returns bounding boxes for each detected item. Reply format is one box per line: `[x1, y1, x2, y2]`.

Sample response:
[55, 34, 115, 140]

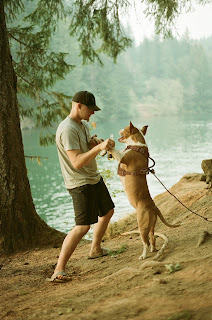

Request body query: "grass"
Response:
[164, 310, 193, 320]
[107, 244, 128, 256]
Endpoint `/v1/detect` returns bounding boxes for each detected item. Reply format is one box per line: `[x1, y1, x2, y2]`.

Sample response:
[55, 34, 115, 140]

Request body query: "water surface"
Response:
[22, 115, 211, 234]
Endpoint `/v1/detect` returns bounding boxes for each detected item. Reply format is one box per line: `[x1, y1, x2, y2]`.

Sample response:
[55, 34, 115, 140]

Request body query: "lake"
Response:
[22, 115, 211, 235]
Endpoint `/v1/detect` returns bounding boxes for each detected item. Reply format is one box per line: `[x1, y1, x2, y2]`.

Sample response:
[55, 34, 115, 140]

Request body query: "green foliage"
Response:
[24, 0, 68, 30]
[6, 1, 74, 145]
[4, 0, 25, 20]
[107, 244, 128, 256]
[143, 0, 178, 37]
[142, 0, 210, 37]
[165, 263, 181, 273]
[164, 310, 192, 320]
[100, 168, 114, 180]
[99, 167, 124, 197]
[69, 0, 132, 64]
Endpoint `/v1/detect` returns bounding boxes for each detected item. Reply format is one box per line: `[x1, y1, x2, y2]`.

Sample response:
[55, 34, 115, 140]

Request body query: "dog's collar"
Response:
[124, 145, 148, 155]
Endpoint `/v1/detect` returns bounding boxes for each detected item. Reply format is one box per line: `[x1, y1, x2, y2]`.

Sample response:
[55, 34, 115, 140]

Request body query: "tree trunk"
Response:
[0, 2, 64, 255]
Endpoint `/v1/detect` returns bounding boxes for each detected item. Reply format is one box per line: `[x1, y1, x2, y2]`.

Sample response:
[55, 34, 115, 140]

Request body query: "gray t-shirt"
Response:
[56, 116, 101, 189]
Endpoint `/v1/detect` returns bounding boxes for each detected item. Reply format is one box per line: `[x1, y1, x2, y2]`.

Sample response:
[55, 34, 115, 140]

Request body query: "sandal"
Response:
[88, 248, 109, 259]
[46, 270, 72, 283]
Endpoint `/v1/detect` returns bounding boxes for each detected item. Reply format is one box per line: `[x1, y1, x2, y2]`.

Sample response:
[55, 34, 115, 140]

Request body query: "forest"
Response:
[7, 1, 212, 135]
[55, 33, 212, 121]
[18, 24, 212, 124]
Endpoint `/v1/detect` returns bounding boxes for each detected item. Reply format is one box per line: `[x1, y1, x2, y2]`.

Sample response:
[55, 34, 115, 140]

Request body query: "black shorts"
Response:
[68, 177, 115, 225]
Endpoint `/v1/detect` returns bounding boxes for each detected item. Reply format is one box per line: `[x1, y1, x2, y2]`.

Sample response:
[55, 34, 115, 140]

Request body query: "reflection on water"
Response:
[22, 115, 211, 234]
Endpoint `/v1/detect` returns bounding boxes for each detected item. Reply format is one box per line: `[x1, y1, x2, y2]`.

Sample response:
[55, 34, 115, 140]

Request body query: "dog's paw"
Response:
[138, 255, 146, 260]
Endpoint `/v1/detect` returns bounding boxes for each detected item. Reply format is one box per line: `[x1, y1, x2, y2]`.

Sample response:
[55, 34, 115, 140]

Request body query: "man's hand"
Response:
[89, 135, 115, 151]
[99, 138, 115, 151]
[89, 135, 104, 149]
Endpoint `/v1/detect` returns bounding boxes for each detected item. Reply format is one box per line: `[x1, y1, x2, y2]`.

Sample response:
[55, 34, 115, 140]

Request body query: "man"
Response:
[49, 91, 115, 283]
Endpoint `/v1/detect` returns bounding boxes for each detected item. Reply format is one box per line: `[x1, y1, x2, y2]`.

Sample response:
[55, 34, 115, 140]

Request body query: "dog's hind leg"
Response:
[149, 232, 157, 253]
[137, 209, 151, 260]
[149, 216, 158, 253]
[138, 228, 150, 260]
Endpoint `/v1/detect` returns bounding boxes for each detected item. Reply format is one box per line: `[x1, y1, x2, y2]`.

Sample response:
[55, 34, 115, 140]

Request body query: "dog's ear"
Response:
[141, 125, 148, 136]
[130, 121, 134, 133]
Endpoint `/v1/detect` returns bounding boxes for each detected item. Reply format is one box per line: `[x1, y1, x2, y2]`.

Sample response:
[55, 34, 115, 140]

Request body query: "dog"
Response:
[109, 122, 180, 260]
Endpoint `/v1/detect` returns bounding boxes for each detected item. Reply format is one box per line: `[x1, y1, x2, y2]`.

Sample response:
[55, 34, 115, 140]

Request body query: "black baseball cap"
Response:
[72, 91, 101, 111]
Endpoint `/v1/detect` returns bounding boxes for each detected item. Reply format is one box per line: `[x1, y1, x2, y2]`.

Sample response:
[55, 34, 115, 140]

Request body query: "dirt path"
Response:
[1, 174, 212, 320]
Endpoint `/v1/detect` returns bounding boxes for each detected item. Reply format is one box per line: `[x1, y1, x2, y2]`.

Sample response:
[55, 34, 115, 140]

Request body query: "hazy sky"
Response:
[125, 2, 212, 45]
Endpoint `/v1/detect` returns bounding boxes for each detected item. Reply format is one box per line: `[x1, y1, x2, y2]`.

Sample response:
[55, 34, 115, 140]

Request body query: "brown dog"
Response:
[110, 122, 179, 260]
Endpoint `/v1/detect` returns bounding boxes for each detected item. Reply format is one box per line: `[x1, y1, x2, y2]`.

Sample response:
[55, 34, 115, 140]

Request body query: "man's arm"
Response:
[66, 139, 115, 169]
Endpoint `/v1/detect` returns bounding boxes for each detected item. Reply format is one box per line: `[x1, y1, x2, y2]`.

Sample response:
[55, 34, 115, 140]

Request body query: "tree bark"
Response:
[0, 2, 64, 255]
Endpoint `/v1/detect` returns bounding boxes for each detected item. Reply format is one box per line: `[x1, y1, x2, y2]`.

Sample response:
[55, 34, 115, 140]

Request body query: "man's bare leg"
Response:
[89, 209, 114, 257]
[53, 225, 90, 279]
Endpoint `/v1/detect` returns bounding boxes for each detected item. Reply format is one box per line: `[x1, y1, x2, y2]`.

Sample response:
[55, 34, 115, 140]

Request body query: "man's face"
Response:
[79, 104, 94, 121]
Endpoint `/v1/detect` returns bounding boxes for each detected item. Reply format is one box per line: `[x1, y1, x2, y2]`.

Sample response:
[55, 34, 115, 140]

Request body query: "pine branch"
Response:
[16, 72, 34, 88]
[8, 32, 32, 48]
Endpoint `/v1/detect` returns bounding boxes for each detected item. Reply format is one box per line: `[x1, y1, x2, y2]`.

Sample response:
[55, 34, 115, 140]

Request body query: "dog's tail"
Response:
[156, 208, 180, 228]
[153, 232, 169, 260]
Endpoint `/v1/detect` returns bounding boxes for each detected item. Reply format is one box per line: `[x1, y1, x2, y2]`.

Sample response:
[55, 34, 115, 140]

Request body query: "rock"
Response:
[201, 159, 212, 188]
[200, 174, 206, 181]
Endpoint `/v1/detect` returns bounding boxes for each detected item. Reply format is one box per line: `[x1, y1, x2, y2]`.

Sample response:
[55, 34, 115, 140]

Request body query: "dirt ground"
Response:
[1, 173, 212, 320]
